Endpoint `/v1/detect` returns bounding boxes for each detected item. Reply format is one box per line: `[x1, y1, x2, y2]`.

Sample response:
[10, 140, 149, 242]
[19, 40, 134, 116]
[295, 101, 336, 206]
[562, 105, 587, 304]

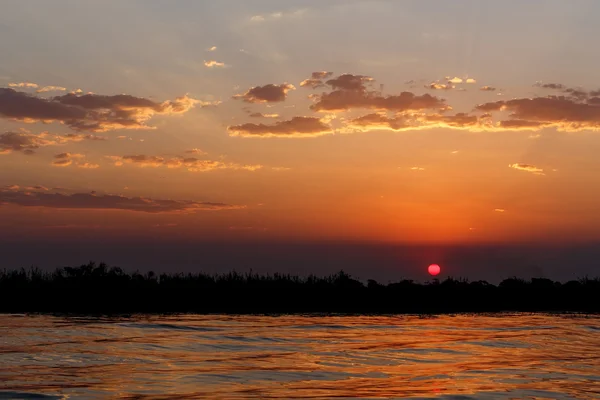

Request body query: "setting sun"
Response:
[428, 264, 441, 276]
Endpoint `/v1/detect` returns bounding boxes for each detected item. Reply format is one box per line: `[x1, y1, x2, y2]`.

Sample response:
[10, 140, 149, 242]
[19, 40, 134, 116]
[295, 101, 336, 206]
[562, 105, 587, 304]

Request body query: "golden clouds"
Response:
[509, 163, 544, 175]
[112, 155, 262, 172]
[204, 60, 225, 68]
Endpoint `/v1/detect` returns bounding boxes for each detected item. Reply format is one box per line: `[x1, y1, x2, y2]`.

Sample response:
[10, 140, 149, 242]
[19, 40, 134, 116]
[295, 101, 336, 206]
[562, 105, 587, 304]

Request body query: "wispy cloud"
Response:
[0, 187, 244, 213]
[509, 163, 544, 175]
[8, 82, 38, 89]
[204, 60, 226, 68]
[0, 131, 104, 155]
[110, 154, 262, 172]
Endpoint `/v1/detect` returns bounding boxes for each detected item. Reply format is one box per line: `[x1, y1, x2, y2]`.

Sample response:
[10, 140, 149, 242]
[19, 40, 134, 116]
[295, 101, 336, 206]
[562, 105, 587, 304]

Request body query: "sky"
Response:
[1, 0, 600, 281]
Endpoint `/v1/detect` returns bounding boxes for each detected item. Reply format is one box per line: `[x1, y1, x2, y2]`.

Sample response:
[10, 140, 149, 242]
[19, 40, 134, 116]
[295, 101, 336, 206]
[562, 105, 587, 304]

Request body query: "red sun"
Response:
[428, 264, 441, 276]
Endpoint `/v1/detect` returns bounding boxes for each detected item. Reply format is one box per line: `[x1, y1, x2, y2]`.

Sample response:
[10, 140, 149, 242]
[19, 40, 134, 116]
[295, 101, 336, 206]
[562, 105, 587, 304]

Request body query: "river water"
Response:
[1, 314, 599, 399]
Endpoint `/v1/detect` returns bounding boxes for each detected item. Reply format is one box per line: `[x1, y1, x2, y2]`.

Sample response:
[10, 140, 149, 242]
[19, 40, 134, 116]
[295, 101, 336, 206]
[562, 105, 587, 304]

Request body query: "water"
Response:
[1, 314, 599, 399]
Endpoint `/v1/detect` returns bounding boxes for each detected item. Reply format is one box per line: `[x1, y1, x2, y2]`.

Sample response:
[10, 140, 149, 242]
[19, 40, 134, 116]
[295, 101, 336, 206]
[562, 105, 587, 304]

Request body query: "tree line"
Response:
[1, 262, 598, 314]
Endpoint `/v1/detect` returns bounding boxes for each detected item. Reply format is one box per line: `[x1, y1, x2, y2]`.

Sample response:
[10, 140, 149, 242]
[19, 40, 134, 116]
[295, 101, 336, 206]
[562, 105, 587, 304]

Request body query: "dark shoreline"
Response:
[2, 263, 599, 314]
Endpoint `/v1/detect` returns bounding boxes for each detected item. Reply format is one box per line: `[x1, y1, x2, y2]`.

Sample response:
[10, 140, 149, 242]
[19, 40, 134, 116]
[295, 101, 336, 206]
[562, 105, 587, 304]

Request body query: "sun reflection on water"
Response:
[1, 314, 599, 399]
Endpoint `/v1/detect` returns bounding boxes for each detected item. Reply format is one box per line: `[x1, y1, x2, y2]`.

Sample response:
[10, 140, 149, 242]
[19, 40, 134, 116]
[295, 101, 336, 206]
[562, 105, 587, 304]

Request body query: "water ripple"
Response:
[1, 314, 599, 399]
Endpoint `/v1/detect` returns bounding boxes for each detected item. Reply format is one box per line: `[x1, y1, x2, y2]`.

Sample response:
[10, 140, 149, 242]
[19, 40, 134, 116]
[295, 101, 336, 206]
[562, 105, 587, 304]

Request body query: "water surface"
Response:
[1, 314, 599, 399]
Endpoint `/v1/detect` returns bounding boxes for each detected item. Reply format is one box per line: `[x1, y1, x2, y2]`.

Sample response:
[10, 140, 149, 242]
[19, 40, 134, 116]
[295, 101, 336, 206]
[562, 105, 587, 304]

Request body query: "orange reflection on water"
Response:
[1, 314, 599, 399]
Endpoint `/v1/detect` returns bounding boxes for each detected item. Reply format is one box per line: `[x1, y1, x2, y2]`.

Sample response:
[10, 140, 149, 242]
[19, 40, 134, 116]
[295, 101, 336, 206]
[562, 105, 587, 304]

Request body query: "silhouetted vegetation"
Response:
[1, 263, 598, 314]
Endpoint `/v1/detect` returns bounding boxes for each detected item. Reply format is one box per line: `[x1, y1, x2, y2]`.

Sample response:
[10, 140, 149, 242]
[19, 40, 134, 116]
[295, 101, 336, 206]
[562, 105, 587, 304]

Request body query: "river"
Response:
[1, 314, 599, 399]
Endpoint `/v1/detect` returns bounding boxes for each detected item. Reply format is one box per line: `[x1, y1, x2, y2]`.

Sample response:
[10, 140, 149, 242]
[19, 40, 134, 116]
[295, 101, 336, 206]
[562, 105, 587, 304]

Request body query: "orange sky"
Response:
[2, 1, 600, 277]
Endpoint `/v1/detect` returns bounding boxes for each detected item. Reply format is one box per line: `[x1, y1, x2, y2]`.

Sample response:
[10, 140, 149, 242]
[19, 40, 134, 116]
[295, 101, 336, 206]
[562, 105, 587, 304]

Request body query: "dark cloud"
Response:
[228, 117, 333, 137]
[346, 112, 481, 132]
[233, 83, 295, 103]
[0, 88, 208, 132]
[347, 113, 410, 131]
[54, 152, 72, 159]
[536, 83, 590, 101]
[325, 74, 373, 91]
[0, 188, 244, 213]
[305, 73, 446, 113]
[475, 96, 600, 131]
[539, 83, 565, 90]
[0, 131, 105, 154]
[587, 97, 600, 105]
[311, 89, 446, 113]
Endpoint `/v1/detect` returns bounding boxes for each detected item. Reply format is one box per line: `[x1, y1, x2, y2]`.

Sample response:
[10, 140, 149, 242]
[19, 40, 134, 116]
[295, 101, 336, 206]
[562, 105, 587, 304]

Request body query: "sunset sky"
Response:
[2, 0, 600, 280]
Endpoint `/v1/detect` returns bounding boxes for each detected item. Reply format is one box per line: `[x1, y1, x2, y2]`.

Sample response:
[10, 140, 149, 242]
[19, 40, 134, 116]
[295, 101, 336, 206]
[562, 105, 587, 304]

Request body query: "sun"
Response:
[428, 264, 441, 276]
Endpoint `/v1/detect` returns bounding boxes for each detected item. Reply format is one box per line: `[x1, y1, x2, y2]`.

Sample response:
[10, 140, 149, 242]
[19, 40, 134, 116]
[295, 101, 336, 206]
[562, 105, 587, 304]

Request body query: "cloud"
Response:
[300, 80, 324, 89]
[0, 188, 244, 213]
[207, 46, 217, 51]
[8, 82, 38, 89]
[307, 73, 446, 113]
[312, 71, 333, 79]
[228, 116, 333, 138]
[0, 131, 102, 154]
[0, 88, 211, 132]
[112, 154, 262, 172]
[233, 83, 295, 103]
[51, 152, 89, 168]
[347, 113, 410, 131]
[466, 78, 476, 84]
[536, 83, 591, 100]
[475, 96, 600, 132]
[509, 163, 544, 175]
[494, 209, 506, 213]
[447, 77, 463, 84]
[345, 112, 481, 132]
[311, 89, 446, 113]
[497, 120, 547, 130]
[480, 86, 496, 91]
[249, 112, 279, 118]
[409, 166, 425, 171]
[325, 74, 373, 91]
[426, 82, 455, 90]
[538, 83, 565, 90]
[54, 152, 78, 159]
[36, 86, 67, 93]
[249, 9, 306, 23]
[185, 148, 206, 155]
[52, 158, 72, 167]
[77, 162, 100, 169]
[204, 60, 226, 68]
[299, 72, 335, 89]
[51, 152, 101, 169]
